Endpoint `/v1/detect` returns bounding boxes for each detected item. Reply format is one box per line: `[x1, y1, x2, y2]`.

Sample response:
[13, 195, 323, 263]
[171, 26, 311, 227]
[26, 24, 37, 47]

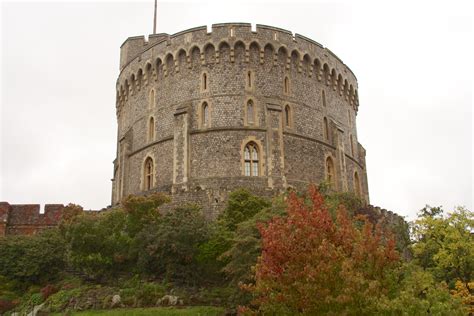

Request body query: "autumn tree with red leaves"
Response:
[241, 186, 400, 315]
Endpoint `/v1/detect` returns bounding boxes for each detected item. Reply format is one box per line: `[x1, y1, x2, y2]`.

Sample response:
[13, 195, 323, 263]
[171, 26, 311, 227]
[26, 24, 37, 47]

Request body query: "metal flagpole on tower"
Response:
[153, 0, 157, 34]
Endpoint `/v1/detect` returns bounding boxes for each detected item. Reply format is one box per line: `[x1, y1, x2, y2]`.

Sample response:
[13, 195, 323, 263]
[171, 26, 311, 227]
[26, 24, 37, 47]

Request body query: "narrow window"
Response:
[326, 157, 335, 189]
[247, 71, 252, 88]
[348, 109, 351, 127]
[247, 100, 254, 125]
[322, 90, 326, 107]
[149, 89, 155, 109]
[323, 117, 329, 140]
[350, 134, 355, 156]
[202, 102, 209, 127]
[144, 157, 154, 190]
[148, 117, 155, 142]
[202, 73, 208, 91]
[285, 105, 291, 128]
[244, 142, 259, 176]
[354, 171, 361, 196]
[230, 27, 235, 37]
[284, 76, 290, 94]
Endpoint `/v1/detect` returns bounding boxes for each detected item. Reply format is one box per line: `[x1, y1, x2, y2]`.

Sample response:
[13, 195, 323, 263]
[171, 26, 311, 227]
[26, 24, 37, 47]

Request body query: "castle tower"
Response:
[112, 23, 369, 218]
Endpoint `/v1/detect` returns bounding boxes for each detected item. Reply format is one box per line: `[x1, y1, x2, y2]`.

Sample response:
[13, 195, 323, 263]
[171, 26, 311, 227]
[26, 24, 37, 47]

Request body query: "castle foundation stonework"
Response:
[112, 23, 369, 218]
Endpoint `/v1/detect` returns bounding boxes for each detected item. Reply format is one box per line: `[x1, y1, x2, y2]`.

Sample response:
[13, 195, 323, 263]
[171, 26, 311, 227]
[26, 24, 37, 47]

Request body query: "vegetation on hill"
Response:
[0, 186, 472, 315]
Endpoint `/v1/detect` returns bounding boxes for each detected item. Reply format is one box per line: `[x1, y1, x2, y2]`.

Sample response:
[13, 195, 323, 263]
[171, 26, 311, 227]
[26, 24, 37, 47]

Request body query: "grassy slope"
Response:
[51, 306, 225, 315]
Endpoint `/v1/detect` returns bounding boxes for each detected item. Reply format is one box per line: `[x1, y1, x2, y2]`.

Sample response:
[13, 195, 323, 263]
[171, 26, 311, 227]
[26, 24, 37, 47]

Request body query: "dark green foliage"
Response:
[0, 229, 65, 286]
[136, 204, 210, 284]
[222, 199, 286, 285]
[64, 209, 133, 280]
[218, 189, 271, 231]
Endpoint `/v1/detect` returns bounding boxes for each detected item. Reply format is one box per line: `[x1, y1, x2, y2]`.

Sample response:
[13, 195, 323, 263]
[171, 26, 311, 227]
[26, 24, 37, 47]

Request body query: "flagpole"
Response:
[153, 0, 157, 34]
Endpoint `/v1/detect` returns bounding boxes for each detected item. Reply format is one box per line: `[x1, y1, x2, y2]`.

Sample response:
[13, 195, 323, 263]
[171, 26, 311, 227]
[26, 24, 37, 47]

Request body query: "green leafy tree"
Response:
[136, 204, 210, 284]
[0, 229, 65, 286]
[218, 189, 271, 231]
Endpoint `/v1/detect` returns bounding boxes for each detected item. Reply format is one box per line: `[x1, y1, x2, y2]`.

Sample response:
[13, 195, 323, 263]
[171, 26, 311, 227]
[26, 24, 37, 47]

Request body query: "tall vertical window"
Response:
[350, 134, 355, 156]
[354, 171, 361, 196]
[285, 105, 291, 128]
[323, 117, 329, 140]
[149, 89, 155, 109]
[322, 90, 326, 107]
[202, 73, 208, 91]
[326, 157, 335, 189]
[202, 102, 209, 127]
[247, 71, 252, 88]
[148, 116, 155, 142]
[244, 142, 259, 176]
[148, 117, 155, 142]
[144, 157, 154, 190]
[247, 100, 254, 125]
[348, 109, 351, 126]
[284, 76, 290, 94]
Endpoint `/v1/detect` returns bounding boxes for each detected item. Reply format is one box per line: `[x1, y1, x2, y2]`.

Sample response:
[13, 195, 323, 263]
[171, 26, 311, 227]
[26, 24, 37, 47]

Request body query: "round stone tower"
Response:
[112, 23, 368, 218]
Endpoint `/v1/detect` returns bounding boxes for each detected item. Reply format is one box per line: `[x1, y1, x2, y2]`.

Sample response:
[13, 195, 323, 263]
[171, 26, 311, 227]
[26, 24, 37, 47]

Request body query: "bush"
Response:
[219, 189, 271, 231]
[0, 229, 66, 286]
[136, 204, 210, 284]
[63, 209, 133, 280]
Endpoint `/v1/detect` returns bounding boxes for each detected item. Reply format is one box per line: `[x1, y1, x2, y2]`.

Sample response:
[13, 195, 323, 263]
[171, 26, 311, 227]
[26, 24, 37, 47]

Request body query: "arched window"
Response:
[202, 102, 209, 127]
[326, 157, 336, 189]
[322, 90, 326, 107]
[149, 89, 155, 109]
[354, 171, 361, 196]
[247, 100, 254, 125]
[144, 157, 154, 190]
[323, 117, 329, 140]
[244, 142, 259, 176]
[285, 104, 291, 128]
[284, 76, 290, 94]
[350, 134, 355, 156]
[202, 72, 208, 91]
[148, 117, 155, 142]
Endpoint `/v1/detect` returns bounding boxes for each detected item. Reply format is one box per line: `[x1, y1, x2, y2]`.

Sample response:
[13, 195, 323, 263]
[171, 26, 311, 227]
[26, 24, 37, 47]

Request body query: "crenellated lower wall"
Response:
[0, 202, 64, 236]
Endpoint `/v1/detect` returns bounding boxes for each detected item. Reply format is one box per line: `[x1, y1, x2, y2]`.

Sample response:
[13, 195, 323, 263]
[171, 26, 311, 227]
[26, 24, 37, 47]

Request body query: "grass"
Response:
[51, 306, 225, 315]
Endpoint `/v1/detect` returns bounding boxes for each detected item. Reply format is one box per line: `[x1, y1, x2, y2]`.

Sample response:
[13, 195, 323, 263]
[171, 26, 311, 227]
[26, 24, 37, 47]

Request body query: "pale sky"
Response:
[1, 0, 472, 219]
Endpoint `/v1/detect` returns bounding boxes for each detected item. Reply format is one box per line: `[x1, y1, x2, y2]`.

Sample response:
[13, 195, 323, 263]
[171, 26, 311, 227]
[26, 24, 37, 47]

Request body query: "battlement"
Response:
[118, 23, 357, 84]
[0, 202, 65, 236]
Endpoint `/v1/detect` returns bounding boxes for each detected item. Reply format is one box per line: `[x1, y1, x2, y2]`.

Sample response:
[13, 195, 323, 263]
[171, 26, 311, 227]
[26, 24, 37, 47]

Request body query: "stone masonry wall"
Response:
[112, 23, 368, 217]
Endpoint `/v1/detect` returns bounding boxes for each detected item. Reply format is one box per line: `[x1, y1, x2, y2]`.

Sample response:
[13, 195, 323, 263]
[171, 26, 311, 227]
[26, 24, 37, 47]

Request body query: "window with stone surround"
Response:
[285, 104, 292, 128]
[202, 102, 209, 127]
[326, 156, 336, 189]
[144, 157, 154, 190]
[322, 89, 326, 107]
[247, 100, 255, 125]
[244, 142, 259, 176]
[350, 134, 355, 156]
[202, 72, 208, 92]
[354, 171, 361, 196]
[148, 117, 155, 142]
[284, 76, 290, 94]
[149, 89, 155, 109]
[323, 117, 329, 140]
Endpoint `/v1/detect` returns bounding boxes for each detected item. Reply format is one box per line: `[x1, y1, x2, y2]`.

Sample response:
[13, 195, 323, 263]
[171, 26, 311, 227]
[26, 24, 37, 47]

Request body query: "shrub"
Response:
[243, 186, 400, 314]
[136, 204, 210, 284]
[219, 189, 271, 231]
[0, 229, 66, 286]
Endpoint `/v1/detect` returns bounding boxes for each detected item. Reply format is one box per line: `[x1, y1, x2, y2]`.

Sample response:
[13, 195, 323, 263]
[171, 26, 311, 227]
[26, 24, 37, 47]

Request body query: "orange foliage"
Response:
[242, 185, 400, 314]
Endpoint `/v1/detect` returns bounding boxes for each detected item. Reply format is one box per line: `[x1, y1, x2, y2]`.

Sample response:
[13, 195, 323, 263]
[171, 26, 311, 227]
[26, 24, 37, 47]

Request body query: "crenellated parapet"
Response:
[0, 202, 64, 236]
[115, 23, 360, 118]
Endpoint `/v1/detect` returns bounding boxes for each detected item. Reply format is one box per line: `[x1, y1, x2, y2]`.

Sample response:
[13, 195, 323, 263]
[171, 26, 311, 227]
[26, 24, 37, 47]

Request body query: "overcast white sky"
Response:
[0, 0, 472, 219]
